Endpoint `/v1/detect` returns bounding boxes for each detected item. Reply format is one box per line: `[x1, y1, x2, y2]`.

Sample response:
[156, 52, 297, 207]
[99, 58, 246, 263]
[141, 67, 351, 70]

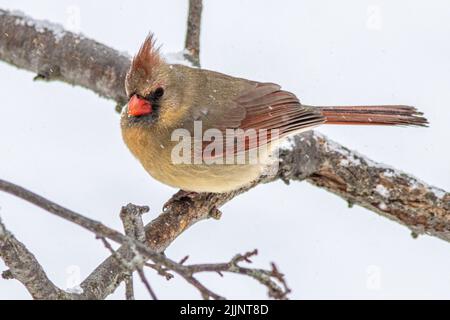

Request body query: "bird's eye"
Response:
[153, 87, 164, 99]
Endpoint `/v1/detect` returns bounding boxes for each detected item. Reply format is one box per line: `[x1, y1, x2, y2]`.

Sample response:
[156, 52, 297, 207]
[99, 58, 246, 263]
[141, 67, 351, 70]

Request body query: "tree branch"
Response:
[0, 180, 289, 299]
[184, 0, 203, 66]
[79, 133, 449, 299]
[171, 250, 290, 300]
[0, 9, 129, 106]
[0, 217, 78, 299]
[307, 134, 450, 241]
[119, 204, 155, 300]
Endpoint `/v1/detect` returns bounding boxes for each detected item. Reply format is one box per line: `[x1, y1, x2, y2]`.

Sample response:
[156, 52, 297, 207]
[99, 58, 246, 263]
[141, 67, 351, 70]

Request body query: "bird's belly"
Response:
[122, 127, 275, 193]
[146, 161, 264, 193]
[144, 140, 279, 192]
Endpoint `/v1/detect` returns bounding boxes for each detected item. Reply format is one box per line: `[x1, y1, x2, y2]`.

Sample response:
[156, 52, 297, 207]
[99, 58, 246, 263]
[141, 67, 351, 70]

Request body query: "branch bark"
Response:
[306, 134, 450, 241]
[184, 0, 203, 67]
[0, 8, 449, 300]
[79, 133, 450, 299]
[0, 217, 78, 299]
[0, 180, 289, 299]
[0, 9, 129, 106]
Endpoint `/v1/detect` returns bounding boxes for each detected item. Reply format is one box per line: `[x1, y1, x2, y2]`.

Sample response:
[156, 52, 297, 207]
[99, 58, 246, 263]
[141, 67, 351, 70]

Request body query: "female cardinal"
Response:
[121, 35, 427, 194]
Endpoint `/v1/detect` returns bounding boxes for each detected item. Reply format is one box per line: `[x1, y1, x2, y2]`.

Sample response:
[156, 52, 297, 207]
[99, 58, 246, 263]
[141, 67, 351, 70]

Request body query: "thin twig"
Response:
[119, 203, 156, 300]
[99, 235, 156, 300]
[144, 262, 174, 280]
[0, 179, 140, 248]
[1, 177, 288, 299]
[179, 250, 291, 300]
[125, 276, 134, 300]
[184, 0, 203, 66]
[120, 204, 148, 242]
[137, 269, 158, 300]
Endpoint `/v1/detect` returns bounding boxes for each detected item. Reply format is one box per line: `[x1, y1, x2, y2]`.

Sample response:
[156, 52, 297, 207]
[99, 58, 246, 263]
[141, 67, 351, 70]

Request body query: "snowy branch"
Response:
[78, 132, 449, 299]
[307, 133, 450, 241]
[0, 4, 449, 300]
[0, 8, 130, 106]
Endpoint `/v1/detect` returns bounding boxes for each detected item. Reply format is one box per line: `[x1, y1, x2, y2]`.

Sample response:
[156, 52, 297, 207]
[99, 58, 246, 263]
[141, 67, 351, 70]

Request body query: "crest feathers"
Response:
[131, 33, 162, 77]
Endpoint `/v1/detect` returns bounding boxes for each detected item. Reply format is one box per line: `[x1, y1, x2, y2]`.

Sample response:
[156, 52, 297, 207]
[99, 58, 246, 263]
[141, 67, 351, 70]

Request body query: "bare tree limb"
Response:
[124, 273, 134, 300]
[98, 235, 158, 300]
[184, 0, 203, 66]
[137, 268, 158, 300]
[144, 262, 174, 280]
[120, 204, 148, 243]
[0, 179, 288, 299]
[172, 250, 290, 300]
[0, 9, 129, 106]
[119, 204, 148, 300]
[0, 179, 145, 247]
[0, 217, 78, 299]
[307, 133, 450, 241]
[79, 133, 449, 299]
[0, 179, 222, 281]
[119, 204, 156, 300]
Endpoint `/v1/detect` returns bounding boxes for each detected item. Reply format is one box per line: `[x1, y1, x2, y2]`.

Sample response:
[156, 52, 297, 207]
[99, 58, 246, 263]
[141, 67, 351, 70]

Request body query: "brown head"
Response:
[123, 34, 194, 130]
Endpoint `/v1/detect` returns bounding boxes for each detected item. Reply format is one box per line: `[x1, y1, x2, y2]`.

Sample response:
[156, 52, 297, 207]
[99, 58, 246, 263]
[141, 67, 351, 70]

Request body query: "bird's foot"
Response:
[163, 190, 198, 211]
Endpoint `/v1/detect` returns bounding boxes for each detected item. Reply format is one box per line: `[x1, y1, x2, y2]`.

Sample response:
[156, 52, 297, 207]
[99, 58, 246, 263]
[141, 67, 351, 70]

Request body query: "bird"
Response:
[121, 35, 427, 195]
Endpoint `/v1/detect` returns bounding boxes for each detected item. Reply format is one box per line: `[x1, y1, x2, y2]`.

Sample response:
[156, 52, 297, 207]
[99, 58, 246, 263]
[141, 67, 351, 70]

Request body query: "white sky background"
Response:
[0, 0, 449, 299]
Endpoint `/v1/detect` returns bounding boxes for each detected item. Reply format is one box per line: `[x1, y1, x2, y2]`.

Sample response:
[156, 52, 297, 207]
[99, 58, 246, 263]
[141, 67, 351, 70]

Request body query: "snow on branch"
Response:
[0, 8, 130, 105]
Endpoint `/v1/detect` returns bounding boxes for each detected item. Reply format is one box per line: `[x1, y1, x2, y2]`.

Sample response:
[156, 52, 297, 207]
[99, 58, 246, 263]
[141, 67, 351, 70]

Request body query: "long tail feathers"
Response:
[316, 105, 428, 127]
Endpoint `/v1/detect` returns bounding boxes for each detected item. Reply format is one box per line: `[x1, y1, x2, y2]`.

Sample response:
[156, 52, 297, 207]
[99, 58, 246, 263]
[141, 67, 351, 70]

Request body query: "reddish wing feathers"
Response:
[197, 82, 428, 162]
[195, 79, 429, 162]
[238, 83, 325, 137]
[202, 83, 325, 160]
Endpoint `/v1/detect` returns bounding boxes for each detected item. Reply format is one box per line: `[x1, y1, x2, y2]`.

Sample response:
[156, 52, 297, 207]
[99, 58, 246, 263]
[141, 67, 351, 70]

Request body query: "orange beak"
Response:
[128, 94, 152, 117]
